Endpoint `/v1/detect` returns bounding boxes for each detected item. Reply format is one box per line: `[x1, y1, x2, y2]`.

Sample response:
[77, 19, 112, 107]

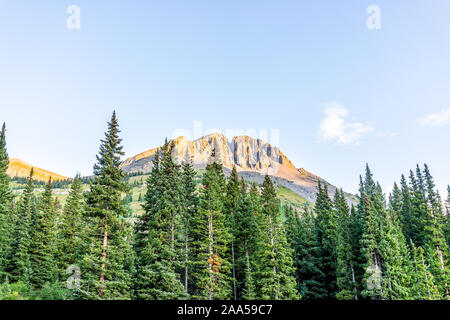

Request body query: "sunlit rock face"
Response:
[121, 133, 351, 204]
[122, 133, 296, 175]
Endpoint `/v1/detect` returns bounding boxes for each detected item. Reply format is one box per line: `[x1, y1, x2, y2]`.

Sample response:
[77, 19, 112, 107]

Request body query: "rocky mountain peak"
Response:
[122, 133, 299, 176]
[119, 134, 352, 204]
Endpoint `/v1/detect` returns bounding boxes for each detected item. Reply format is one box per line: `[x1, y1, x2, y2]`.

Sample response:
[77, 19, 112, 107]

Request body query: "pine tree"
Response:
[0, 123, 13, 281]
[314, 181, 338, 299]
[397, 175, 413, 242]
[133, 141, 187, 300]
[420, 165, 449, 297]
[180, 150, 199, 296]
[192, 156, 232, 300]
[410, 241, 440, 300]
[378, 208, 414, 300]
[30, 178, 57, 288]
[225, 166, 240, 300]
[389, 183, 402, 214]
[291, 206, 325, 299]
[253, 175, 299, 300]
[359, 196, 383, 299]
[351, 165, 378, 298]
[134, 151, 161, 261]
[240, 183, 258, 302]
[8, 169, 35, 284]
[80, 112, 134, 299]
[408, 170, 428, 246]
[284, 205, 302, 293]
[445, 186, 450, 247]
[334, 189, 357, 299]
[242, 255, 256, 300]
[234, 178, 259, 300]
[423, 164, 441, 218]
[357, 166, 415, 300]
[57, 175, 85, 279]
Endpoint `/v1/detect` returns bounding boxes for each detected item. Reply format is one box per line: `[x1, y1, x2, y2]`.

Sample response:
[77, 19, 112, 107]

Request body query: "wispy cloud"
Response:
[376, 132, 398, 139]
[416, 108, 450, 127]
[319, 102, 373, 145]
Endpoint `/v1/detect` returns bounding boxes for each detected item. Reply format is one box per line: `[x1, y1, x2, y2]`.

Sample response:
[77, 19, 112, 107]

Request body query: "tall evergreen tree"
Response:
[0, 123, 13, 281]
[180, 149, 199, 296]
[388, 183, 402, 215]
[225, 166, 240, 300]
[410, 241, 440, 300]
[352, 165, 378, 298]
[30, 179, 57, 288]
[57, 175, 85, 278]
[420, 165, 449, 297]
[8, 169, 35, 284]
[334, 189, 357, 299]
[292, 206, 325, 299]
[253, 175, 298, 300]
[233, 178, 259, 300]
[192, 155, 232, 300]
[134, 152, 161, 261]
[80, 112, 134, 299]
[314, 182, 338, 299]
[359, 196, 383, 299]
[408, 170, 428, 246]
[284, 205, 302, 294]
[357, 166, 415, 299]
[398, 175, 414, 243]
[378, 208, 414, 300]
[133, 141, 187, 300]
[445, 186, 450, 247]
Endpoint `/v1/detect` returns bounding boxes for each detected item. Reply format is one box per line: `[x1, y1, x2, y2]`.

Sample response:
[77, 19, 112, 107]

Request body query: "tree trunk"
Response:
[171, 214, 175, 250]
[99, 223, 108, 297]
[185, 230, 189, 293]
[268, 213, 278, 299]
[208, 209, 214, 300]
[231, 239, 237, 300]
[436, 246, 448, 295]
[351, 264, 358, 300]
[421, 256, 431, 299]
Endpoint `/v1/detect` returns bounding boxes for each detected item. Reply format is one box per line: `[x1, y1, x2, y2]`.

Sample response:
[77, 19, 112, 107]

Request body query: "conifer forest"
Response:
[0, 113, 448, 300]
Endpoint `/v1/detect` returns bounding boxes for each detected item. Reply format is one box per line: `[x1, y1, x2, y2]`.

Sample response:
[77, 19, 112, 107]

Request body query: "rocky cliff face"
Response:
[121, 133, 349, 203]
[123, 133, 298, 174]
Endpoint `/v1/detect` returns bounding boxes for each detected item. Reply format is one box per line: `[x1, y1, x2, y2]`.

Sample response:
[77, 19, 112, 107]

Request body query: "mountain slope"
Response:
[121, 133, 354, 203]
[7, 158, 68, 182]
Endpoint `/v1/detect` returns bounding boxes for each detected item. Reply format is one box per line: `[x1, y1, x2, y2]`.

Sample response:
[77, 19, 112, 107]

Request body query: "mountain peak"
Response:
[123, 134, 292, 173]
[121, 134, 350, 203]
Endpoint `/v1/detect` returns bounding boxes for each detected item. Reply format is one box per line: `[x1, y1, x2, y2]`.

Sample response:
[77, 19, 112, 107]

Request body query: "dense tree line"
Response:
[10, 177, 73, 189]
[0, 114, 448, 300]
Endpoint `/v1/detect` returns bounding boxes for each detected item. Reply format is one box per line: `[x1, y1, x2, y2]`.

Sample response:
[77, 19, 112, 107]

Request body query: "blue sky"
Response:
[1, 1, 449, 195]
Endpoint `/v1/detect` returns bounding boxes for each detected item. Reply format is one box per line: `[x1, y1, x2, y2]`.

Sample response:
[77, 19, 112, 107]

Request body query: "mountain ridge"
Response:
[121, 133, 351, 203]
[7, 158, 68, 182]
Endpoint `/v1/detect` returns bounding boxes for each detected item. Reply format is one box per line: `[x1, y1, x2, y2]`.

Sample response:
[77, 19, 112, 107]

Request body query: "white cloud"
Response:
[416, 108, 450, 127]
[376, 132, 398, 138]
[319, 102, 373, 145]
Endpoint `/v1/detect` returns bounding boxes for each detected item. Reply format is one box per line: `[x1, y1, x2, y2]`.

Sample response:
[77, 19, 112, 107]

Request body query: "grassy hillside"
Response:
[277, 185, 311, 208]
